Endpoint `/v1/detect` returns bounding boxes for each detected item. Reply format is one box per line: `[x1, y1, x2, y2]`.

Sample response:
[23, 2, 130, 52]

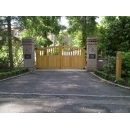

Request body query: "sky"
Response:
[61, 16, 102, 27]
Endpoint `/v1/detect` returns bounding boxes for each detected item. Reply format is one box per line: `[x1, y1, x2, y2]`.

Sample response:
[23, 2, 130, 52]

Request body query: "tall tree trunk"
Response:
[82, 16, 87, 47]
[7, 16, 14, 69]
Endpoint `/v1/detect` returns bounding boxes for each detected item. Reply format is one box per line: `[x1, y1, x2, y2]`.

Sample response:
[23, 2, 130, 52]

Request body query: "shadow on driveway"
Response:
[0, 70, 130, 96]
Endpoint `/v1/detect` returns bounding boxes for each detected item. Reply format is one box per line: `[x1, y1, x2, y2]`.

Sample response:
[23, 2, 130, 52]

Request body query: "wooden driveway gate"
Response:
[35, 45, 86, 69]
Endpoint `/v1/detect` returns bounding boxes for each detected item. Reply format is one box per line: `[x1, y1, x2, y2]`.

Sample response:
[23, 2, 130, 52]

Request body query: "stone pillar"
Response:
[86, 37, 98, 71]
[22, 38, 35, 70]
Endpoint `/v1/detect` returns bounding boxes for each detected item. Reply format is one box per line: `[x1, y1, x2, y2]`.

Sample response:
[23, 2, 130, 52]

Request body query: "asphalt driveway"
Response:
[0, 70, 130, 96]
[1, 70, 130, 113]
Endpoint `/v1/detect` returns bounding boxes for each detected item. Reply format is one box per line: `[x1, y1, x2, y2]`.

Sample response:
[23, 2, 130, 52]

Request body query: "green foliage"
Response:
[0, 16, 22, 69]
[98, 16, 130, 56]
[69, 31, 82, 47]
[25, 68, 29, 72]
[20, 16, 61, 47]
[94, 69, 98, 74]
[109, 75, 116, 82]
[103, 56, 116, 74]
[128, 80, 130, 86]
[0, 57, 9, 69]
[94, 69, 104, 77]
[6, 72, 11, 76]
[117, 78, 125, 85]
[21, 68, 29, 72]
[0, 73, 6, 77]
[103, 73, 108, 79]
[0, 68, 29, 78]
[67, 16, 98, 46]
[95, 69, 116, 82]
[56, 30, 70, 45]
[15, 70, 20, 74]
[11, 70, 17, 75]
[122, 52, 130, 77]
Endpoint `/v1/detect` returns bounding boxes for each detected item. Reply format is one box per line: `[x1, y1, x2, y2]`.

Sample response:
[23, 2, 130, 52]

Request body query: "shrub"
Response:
[128, 80, 130, 86]
[21, 68, 27, 72]
[101, 72, 105, 78]
[0, 73, 2, 77]
[21, 68, 29, 72]
[100, 72, 108, 79]
[0, 72, 7, 77]
[103, 56, 116, 75]
[0, 57, 10, 70]
[25, 68, 29, 72]
[122, 52, 130, 77]
[6, 72, 12, 76]
[19, 69, 22, 73]
[94, 69, 99, 75]
[98, 71, 103, 77]
[118, 78, 125, 85]
[109, 75, 116, 82]
[104, 73, 109, 79]
[95, 70, 109, 80]
[11, 71, 17, 75]
[15, 70, 20, 74]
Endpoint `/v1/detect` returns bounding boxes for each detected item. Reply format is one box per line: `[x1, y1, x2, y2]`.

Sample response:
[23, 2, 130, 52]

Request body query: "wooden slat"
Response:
[35, 45, 86, 69]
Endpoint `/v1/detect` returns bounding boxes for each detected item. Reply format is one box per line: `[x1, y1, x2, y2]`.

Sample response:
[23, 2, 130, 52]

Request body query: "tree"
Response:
[7, 16, 13, 69]
[67, 16, 98, 46]
[0, 16, 24, 69]
[19, 16, 62, 47]
[0, 16, 19, 69]
[98, 16, 130, 56]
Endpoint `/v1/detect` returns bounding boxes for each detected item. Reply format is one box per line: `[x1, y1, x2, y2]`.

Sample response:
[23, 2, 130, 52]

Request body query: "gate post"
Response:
[116, 51, 122, 80]
[86, 37, 98, 71]
[22, 38, 35, 70]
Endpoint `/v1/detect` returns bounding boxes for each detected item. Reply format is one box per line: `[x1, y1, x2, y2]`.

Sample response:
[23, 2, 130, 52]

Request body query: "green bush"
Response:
[0, 73, 4, 77]
[0, 72, 7, 77]
[21, 68, 27, 72]
[11, 71, 17, 75]
[104, 73, 109, 79]
[21, 68, 29, 72]
[122, 52, 130, 77]
[101, 72, 105, 78]
[98, 71, 103, 77]
[94, 70, 109, 79]
[118, 78, 125, 85]
[0, 67, 29, 79]
[0, 57, 10, 69]
[100, 72, 108, 79]
[15, 70, 20, 74]
[103, 56, 116, 75]
[109, 75, 116, 82]
[94, 69, 99, 75]
[25, 68, 29, 72]
[94, 69, 103, 77]
[19, 69, 23, 73]
[128, 80, 130, 86]
[6, 72, 12, 76]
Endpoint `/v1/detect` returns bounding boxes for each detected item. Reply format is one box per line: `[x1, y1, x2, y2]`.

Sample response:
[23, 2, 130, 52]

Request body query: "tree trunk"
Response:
[7, 16, 14, 70]
[82, 16, 87, 47]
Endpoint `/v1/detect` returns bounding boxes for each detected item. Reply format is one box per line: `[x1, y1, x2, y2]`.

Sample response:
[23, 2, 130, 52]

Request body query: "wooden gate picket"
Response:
[35, 45, 86, 69]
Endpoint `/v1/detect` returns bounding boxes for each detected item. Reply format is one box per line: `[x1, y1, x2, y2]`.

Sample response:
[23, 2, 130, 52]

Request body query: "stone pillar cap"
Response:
[87, 37, 98, 42]
[22, 38, 34, 45]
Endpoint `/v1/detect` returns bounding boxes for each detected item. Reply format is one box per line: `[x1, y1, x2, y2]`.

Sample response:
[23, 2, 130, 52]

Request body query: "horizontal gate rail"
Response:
[35, 45, 86, 69]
